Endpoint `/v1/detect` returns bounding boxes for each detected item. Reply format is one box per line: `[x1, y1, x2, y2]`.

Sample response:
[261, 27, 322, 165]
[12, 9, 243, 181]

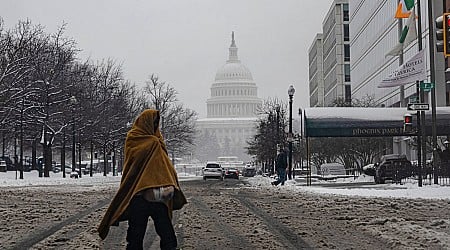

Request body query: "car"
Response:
[362, 163, 376, 176]
[242, 165, 256, 177]
[202, 162, 224, 180]
[70, 171, 79, 179]
[224, 168, 239, 179]
[0, 156, 14, 171]
[0, 160, 6, 172]
[53, 164, 73, 173]
[374, 154, 412, 184]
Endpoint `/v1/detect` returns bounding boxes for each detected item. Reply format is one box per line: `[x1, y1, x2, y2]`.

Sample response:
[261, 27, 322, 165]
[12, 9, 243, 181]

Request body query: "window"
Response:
[343, 4, 349, 21]
[344, 24, 349, 41]
[345, 84, 351, 103]
[344, 64, 351, 82]
[344, 44, 350, 62]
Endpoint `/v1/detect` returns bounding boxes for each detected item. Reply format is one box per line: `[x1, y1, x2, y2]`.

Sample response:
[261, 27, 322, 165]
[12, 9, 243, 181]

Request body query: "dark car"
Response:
[374, 154, 412, 184]
[242, 165, 256, 177]
[0, 156, 14, 171]
[224, 168, 239, 179]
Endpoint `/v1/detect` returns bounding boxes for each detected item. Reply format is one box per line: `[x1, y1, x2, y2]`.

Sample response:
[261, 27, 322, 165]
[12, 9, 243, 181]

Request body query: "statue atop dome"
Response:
[228, 31, 239, 62]
[231, 31, 236, 47]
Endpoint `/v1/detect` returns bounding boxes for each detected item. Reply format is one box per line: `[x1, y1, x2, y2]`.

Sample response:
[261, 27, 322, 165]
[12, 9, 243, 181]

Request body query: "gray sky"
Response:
[2, 0, 333, 118]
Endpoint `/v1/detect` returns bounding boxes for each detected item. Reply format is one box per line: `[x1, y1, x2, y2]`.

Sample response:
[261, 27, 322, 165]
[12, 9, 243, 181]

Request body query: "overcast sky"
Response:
[2, 0, 333, 118]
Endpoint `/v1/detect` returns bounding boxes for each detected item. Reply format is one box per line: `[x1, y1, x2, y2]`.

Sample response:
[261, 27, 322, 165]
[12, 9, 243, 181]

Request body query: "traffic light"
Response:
[436, 15, 444, 52]
[444, 13, 450, 57]
[403, 114, 413, 133]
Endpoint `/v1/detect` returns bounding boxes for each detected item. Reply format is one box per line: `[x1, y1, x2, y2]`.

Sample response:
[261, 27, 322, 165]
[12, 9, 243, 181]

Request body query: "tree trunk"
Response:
[43, 144, 52, 177]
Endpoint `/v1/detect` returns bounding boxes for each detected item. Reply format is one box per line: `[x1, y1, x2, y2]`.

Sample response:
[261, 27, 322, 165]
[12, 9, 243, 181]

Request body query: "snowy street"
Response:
[1, 172, 450, 249]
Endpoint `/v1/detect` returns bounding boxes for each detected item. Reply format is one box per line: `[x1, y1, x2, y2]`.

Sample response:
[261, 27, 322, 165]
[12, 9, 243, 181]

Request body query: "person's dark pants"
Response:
[126, 196, 177, 250]
[272, 167, 286, 186]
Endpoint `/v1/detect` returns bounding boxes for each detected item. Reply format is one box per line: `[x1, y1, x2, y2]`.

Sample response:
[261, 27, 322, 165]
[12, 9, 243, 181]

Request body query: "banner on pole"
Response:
[379, 50, 426, 88]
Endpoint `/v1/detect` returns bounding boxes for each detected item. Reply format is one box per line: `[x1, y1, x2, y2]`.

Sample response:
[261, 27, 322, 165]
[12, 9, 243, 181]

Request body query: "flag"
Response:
[379, 50, 426, 88]
[395, 0, 414, 18]
[386, 7, 417, 57]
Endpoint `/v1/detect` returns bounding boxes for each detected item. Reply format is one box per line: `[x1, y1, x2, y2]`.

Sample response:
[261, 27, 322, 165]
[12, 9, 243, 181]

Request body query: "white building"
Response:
[196, 32, 262, 162]
[309, 0, 350, 107]
[309, 33, 324, 107]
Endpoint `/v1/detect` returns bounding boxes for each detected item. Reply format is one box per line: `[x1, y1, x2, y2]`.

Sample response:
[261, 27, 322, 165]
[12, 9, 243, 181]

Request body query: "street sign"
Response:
[407, 103, 429, 111]
[419, 82, 435, 92]
[409, 96, 419, 103]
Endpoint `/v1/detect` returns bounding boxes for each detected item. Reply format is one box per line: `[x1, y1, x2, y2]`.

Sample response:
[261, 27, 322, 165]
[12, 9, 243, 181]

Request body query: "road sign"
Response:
[407, 103, 429, 111]
[419, 82, 435, 91]
[409, 96, 419, 103]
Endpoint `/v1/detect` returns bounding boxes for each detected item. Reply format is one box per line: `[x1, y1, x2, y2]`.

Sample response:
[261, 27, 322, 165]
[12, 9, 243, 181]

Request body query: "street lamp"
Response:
[287, 84, 295, 180]
[70, 96, 77, 175]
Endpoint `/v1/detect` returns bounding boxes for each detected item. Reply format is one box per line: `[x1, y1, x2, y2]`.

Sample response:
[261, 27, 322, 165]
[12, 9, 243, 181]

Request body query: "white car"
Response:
[202, 162, 224, 180]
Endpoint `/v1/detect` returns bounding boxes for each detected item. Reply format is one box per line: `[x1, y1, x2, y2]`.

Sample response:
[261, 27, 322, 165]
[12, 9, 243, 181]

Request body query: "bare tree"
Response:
[246, 98, 287, 173]
[144, 74, 177, 113]
[143, 74, 197, 161]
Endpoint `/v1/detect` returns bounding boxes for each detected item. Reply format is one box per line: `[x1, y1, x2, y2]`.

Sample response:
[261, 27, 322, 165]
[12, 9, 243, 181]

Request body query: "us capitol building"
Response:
[196, 32, 262, 162]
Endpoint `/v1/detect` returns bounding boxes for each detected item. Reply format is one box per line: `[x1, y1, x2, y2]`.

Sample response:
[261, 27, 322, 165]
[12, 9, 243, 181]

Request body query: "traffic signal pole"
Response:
[417, 1, 424, 187]
[427, 0, 438, 185]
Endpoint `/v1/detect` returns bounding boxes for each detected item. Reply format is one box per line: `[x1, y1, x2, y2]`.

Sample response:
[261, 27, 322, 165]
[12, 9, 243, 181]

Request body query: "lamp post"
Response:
[70, 96, 77, 175]
[287, 84, 295, 180]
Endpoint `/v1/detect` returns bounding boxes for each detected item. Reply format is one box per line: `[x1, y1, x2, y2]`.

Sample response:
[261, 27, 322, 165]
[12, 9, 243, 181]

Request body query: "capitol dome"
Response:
[214, 32, 254, 82]
[206, 32, 262, 119]
[215, 62, 253, 81]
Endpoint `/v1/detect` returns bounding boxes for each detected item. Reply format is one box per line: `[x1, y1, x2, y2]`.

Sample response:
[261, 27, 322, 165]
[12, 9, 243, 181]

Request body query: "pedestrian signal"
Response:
[403, 114, 413, 133]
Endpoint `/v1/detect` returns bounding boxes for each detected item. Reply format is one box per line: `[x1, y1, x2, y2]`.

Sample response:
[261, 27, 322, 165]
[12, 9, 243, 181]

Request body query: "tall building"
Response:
[195, 32, 262, 162]
[309, 0, 350, 107]
[350, 0, 447, 107]
[309, 34, 324, 107]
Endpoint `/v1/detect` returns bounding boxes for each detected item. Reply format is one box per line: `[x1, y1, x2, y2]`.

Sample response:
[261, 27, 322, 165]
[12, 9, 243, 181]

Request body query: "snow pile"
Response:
[247, 175, 450, 200]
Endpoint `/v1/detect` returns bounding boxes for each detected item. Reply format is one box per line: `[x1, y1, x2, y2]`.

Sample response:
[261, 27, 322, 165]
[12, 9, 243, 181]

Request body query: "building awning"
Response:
[304, 107, 450, 137]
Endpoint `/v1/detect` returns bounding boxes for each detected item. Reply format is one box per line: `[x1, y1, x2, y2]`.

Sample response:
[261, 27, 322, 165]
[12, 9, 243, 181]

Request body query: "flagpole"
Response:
[398, 3, 405, 107]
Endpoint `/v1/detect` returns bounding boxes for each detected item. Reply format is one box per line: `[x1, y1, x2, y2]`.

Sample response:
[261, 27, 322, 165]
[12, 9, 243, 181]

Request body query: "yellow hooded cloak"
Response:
[97, 109, 186, 240]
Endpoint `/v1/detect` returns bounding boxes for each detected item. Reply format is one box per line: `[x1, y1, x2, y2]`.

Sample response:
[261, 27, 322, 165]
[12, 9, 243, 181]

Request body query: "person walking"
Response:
[98, 109, 186, 250]
[272, 145, 288, 186]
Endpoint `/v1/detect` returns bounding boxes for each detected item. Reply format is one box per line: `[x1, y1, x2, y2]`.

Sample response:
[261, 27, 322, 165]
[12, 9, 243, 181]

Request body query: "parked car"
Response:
[224, 168, 239, 179]
[0, 156, 14, 171]
[70, 171, 79, 179]
[0, 160, 6, 172]
[242, 165, 256, 177]
[374, 154, 412, 184]
[53, 164, 71, 173]
[362, 163, 376, 176]
[202, 162, 224, 180]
